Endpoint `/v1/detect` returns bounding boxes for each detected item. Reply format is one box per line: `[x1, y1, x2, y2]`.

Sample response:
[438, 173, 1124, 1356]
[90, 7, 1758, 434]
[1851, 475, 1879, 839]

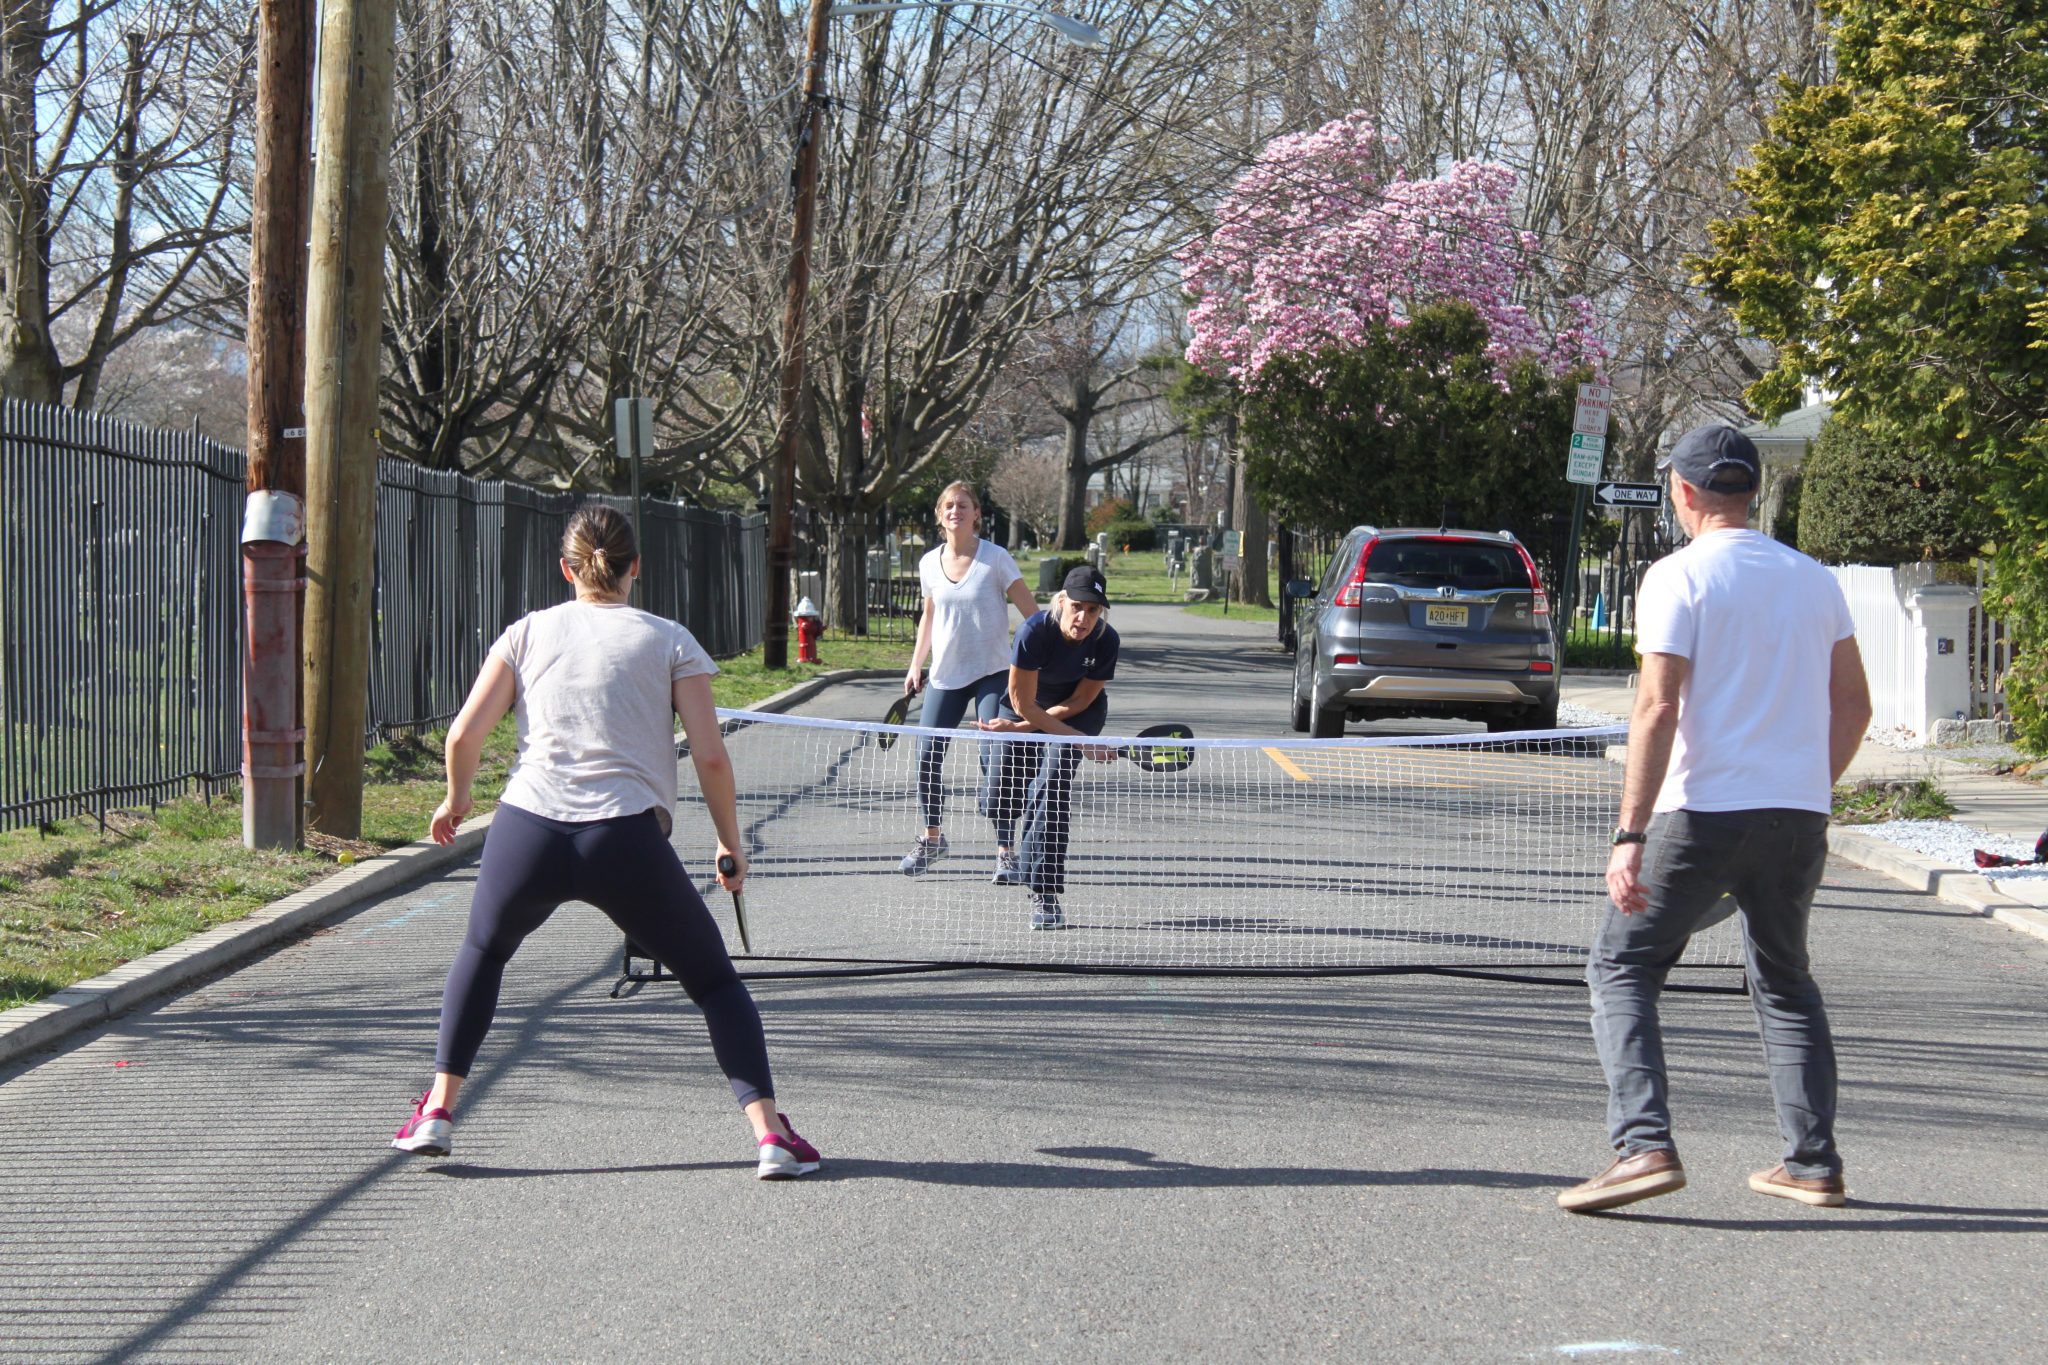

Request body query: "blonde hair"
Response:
[934, 481, 982, 524]
[562, 503, 637, 595]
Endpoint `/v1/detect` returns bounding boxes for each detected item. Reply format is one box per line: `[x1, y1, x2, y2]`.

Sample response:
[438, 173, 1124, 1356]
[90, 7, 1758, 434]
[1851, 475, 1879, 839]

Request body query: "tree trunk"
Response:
[1054, 382, 1095, 549]
[1232, 458, 1272, 607]
[0, 0, 59, 403]
[822, 513, 866, 634]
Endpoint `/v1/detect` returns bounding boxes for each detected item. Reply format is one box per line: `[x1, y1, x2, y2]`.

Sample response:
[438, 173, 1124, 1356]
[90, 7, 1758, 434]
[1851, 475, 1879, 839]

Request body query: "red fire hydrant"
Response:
[794, 596, 824, 664]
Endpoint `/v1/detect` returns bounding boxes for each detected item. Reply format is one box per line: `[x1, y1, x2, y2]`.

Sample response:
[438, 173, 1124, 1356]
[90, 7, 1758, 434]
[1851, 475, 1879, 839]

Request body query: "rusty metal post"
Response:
[242, 504, 307, 846]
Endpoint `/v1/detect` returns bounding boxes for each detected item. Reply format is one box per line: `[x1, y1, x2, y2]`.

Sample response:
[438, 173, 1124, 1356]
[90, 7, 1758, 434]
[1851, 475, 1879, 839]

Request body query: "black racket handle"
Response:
[717, 854, 738, 877]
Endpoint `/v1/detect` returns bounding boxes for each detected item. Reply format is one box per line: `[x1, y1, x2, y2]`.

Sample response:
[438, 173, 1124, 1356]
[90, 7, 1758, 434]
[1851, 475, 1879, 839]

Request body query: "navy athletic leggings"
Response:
[436, 802, 773, 1108]
[915, 669, 1008, 828]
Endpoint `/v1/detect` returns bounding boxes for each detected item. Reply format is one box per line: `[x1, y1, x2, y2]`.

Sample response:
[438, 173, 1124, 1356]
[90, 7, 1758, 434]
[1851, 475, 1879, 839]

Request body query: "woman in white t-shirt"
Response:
[899, 481, 1037, 878]
[388, 505, 820, 1180]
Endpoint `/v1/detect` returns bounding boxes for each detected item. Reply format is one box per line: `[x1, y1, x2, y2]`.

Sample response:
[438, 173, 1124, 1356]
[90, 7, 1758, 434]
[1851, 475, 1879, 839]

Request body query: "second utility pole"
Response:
[763, 0, 833, 670]
[302, 0, 397, 838]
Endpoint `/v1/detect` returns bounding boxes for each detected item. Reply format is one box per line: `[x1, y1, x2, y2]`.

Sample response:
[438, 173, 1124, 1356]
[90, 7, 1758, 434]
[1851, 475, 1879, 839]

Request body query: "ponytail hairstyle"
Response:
[562, 503, 637, 596]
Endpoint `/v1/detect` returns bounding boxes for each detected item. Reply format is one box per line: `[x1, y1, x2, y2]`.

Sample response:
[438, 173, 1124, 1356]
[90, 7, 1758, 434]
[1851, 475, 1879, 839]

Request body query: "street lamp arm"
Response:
[828, 1, 1106, 48]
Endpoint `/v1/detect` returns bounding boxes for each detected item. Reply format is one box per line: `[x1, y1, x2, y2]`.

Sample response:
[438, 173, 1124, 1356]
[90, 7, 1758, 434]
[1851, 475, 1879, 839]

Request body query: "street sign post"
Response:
[1560, 382, 1615, 641]
[1593, 480, 1663, 509]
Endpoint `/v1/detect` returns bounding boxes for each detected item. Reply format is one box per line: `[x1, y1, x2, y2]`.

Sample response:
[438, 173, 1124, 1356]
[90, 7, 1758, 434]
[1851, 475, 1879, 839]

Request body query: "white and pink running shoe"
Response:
[756, 1114, 822, 1180]
[391, 1092, 454, 1156]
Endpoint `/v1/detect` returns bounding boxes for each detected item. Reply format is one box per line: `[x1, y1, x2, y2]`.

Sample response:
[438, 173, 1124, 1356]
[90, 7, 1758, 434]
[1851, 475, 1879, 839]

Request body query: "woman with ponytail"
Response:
[390, 504, 821, 1179]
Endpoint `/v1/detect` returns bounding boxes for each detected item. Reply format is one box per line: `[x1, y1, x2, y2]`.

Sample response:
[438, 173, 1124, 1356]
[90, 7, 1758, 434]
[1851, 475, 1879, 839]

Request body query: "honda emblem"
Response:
[1439, 586, 1456, 599]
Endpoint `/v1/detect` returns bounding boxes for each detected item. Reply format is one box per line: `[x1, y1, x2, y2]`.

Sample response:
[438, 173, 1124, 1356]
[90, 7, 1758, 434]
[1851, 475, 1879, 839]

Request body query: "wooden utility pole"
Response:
[302, 0, 397, 838]
[763, 0, 833, 669]
[241, 0, 314, 850]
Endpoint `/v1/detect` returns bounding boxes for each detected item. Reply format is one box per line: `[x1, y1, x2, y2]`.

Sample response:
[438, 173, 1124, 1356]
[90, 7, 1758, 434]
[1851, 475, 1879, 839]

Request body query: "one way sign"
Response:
[1594, 481, 1663, 509]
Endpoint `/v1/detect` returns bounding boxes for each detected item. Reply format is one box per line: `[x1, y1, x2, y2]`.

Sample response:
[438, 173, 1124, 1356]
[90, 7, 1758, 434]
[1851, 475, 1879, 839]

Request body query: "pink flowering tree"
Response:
[1182, 112, 1605, 383]
[1176, 113, 1608, 544]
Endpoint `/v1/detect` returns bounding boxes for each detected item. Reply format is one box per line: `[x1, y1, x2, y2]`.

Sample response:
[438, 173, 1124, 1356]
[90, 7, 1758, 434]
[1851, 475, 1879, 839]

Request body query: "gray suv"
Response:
[1287, 526, 1559, 737]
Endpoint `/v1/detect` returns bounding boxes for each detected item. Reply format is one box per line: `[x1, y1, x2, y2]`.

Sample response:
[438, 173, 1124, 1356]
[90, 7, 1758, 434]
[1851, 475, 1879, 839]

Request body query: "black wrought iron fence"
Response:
[1562, 513, 1673, 672]
[1, 402, 244, 832]
[1, 400, 765, 831]
[790, 503, 921, 642]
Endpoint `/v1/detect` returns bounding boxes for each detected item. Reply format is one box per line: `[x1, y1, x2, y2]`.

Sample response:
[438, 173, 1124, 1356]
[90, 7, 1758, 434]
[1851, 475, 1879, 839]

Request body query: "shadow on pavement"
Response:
[1587, 1198, 2048, 1235]
[422, 1144, 1569, 1192]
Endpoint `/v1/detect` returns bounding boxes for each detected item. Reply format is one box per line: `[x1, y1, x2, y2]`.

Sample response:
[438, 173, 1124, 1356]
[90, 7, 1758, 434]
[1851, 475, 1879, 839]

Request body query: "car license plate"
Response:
[1425, 604, 1468, 627]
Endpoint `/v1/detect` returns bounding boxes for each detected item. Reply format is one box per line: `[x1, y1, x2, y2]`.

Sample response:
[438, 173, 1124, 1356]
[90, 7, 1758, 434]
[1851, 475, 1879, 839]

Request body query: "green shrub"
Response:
[1038, 554, 1084, 589]
[1797, 417, 1984, 565]
[1831, 776, 1956, 823]
[1563, 628, 1635, 671]
[1100, 520, 1158, 552]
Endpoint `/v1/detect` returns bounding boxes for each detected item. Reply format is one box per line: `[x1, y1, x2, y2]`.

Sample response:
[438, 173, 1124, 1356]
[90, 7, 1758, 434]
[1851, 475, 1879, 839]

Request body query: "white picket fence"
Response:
[1829, 562, 1986, 742]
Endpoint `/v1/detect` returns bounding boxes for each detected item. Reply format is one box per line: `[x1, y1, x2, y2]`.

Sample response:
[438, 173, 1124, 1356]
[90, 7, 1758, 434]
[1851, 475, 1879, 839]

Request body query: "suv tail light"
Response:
[1332, 536, 1379, 607]
[1513, 542, 1549, 617]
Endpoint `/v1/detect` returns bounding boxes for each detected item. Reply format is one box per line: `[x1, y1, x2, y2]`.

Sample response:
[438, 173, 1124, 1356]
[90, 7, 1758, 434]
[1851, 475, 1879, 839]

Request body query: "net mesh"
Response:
[682, 709, 1745, 976]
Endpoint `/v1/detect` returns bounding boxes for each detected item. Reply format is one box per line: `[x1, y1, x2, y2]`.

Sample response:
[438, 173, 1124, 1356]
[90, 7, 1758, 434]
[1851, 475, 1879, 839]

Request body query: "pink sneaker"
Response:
[756, 1113, 822, 1179]
[391, 1092, 454, 1156]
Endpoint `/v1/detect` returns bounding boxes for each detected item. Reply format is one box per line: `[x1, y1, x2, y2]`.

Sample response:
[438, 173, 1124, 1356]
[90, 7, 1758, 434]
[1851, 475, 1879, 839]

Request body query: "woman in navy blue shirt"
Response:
[978, 565, 1120, 929]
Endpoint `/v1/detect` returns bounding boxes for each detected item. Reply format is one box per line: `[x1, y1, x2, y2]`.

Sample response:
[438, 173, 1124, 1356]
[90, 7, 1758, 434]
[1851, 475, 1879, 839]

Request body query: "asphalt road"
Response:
[2, 605, 2043, 1362]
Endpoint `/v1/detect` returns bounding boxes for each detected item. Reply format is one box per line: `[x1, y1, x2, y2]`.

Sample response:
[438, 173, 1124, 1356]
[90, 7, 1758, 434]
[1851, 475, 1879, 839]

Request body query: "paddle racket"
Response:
[874, 692, 914, 750]
[1118, 722, 1196, 773]
[716, 853, 751, 953]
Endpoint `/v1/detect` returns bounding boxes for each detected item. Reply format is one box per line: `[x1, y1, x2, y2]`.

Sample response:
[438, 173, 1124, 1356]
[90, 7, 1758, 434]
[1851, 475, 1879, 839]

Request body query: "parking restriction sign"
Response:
[1565, 432, 1604, 485]
[1573, 382, 1612, 437]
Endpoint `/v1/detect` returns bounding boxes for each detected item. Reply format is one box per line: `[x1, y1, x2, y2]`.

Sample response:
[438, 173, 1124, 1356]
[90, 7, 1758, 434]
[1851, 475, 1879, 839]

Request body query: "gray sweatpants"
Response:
[1587, 807, 1842, 1179]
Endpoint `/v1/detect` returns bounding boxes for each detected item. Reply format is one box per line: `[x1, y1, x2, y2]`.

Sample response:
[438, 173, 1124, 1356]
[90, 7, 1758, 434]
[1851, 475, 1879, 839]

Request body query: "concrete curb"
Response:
[0, 667, 898, 1072]
[1827, 827, 2048, 946]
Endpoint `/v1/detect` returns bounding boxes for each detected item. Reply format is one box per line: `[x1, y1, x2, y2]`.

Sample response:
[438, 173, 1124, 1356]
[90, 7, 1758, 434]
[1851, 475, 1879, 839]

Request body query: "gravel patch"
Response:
[1854, 818, 2048, 884]
[1862, 723, 1920, 751]
[1558, 700, 1625, 729]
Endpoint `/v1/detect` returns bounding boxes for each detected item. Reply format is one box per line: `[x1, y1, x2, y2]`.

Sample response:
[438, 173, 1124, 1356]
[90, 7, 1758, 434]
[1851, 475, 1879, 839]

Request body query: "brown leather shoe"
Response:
[1749, 1164, 1846, 1207]
[1557, 1148, 1686, 1213]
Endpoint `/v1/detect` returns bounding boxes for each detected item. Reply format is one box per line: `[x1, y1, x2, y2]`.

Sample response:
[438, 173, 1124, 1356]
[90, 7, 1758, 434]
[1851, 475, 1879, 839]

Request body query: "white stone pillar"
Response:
[1906, 583, 1977, 743]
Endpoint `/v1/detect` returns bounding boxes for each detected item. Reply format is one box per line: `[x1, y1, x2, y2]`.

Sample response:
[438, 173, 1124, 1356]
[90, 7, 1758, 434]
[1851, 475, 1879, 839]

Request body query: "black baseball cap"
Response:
[1062, 564, 1110, 605]
[1657, 423, 1761, 493]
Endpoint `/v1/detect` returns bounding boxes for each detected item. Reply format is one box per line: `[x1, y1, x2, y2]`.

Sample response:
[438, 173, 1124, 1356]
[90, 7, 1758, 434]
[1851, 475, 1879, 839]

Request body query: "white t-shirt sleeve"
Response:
[989, 546, 1025, 590]
[669, 623, 718, 681]
[918, 549, 941, 602]
[488, 616, 529, 671]
[1633, 560, 1694, 659]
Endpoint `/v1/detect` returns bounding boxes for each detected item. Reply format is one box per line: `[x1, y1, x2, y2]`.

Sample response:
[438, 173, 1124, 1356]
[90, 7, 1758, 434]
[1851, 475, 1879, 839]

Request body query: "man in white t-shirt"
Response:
[1558, 423, 1873, 1215]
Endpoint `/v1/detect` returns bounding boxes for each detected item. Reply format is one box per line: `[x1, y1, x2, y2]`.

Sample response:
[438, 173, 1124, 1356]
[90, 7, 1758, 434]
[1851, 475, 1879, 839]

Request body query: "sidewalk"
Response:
[1563, 673, 2048, 936]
